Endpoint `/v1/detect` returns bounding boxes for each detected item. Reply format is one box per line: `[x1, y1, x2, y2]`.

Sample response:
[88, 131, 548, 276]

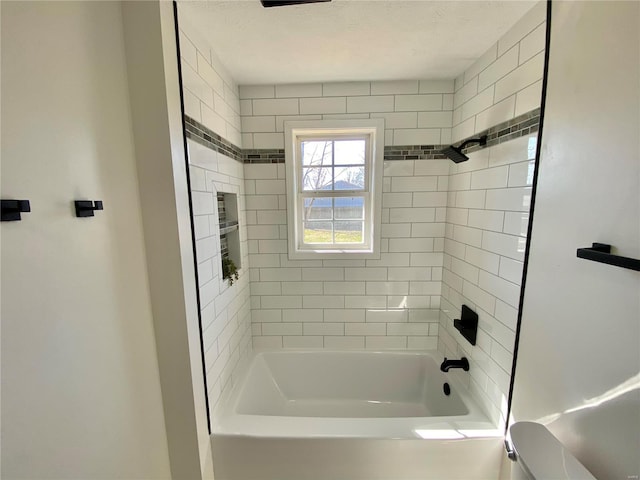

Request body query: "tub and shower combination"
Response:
[212, 351, 504, 480]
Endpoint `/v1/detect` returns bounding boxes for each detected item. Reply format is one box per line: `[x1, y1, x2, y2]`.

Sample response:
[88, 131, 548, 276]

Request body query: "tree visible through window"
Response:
[301, 138, 366, 245]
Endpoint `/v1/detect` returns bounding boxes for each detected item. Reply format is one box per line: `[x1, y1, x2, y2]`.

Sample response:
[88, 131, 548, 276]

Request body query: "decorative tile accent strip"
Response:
[244, 149, 285, 164]
[464, 108, 541, 155]
[381, 109, 539, 161]
[184, 116, 243, 163]
[384, 145, 448, 161]
[184, 108, 539, 164]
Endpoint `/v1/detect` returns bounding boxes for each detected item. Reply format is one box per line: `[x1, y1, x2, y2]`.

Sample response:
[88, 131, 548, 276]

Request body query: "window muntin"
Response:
[296, 135, 371, 250]
[297, 135, 371, 248]
[302, 197, 365, 245]
[285, 119, 384, 259]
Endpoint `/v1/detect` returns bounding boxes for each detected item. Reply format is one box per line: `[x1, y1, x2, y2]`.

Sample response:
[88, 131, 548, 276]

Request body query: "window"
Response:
[284, 119, 384, 259]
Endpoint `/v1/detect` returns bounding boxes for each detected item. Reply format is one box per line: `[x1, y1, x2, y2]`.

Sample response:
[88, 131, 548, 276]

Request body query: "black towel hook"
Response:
[74, 200, 103, 218]
[1, 199, 31, 222]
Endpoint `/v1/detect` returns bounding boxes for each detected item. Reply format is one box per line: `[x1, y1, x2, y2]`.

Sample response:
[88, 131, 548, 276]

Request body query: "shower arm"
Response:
[456, 135, 487, 151]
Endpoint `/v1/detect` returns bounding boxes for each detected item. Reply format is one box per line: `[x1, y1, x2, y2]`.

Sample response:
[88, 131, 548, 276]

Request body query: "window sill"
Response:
[288, 249, 381, 261]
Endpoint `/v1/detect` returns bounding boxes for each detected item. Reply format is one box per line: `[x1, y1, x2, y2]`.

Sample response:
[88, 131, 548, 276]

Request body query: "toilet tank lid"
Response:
[509, 422, 597, 480]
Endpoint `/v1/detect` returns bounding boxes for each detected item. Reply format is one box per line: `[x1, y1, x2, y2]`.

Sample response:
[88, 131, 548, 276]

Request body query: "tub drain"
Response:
[443, 383, 451, 396]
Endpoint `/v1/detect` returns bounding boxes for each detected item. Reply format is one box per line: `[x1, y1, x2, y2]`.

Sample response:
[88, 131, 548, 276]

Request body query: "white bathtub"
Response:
[212, 351, 504, 479]
[213, 350, 495, 438]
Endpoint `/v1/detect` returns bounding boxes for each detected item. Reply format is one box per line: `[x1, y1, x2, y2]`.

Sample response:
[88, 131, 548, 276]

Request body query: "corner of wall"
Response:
[452, 1, 546, 143]
[122, 2, 213, 478]
[438, 0, 546, 422]
[176, 3, 242, 148]
[187, 137, 253, 419]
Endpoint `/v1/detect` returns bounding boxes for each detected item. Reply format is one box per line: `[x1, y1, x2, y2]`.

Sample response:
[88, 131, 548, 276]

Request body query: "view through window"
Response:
[300, 138, 368, 246]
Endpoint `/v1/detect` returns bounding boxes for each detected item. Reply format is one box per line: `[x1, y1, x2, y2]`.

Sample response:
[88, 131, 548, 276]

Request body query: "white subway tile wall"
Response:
[178, 5, 242, 147]
[452, 1, 545, 142]
[239, 81, 454, 148]
[178, 0, 545, 429]
[188, 139, 252, 417]
[439, 134, 536, 425]
[246, 160, 444, 350]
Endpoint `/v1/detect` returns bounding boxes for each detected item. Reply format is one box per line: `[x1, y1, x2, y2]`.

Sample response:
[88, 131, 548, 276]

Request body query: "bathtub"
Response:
[212, 351, 504, 480]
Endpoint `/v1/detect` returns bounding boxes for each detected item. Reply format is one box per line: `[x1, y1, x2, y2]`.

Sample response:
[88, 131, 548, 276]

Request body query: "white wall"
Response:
[122, 2, 215, 478]
[432, 0, 545, 428]
[176, 0, 545, 430]
[240, 38, 543, 354]
[511, 2, 639, 479]
[439, 134, 537, 425]
[188, 140, 253, 416]
[1, 2, 171, 478]
[175, 7, 254, 419]
[178, 4, 242, 148]
[239, 80, 454, 148]
[452, 1, 545, 142]
[240, 80, 450, 350]
[245, 159, 445, 350]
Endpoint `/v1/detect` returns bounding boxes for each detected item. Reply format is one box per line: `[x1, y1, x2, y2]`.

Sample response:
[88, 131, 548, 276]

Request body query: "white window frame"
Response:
[284, 119, 384, 260]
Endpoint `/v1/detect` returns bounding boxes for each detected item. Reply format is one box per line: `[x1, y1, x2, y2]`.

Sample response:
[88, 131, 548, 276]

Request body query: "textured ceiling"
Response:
[178, 0, 537, 85]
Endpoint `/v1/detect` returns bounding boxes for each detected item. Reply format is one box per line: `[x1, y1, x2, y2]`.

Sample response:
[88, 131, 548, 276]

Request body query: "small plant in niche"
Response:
[222, 256, 239, 286]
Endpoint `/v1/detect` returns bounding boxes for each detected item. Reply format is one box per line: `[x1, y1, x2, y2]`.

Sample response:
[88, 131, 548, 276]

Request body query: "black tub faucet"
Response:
[440, 357, 469, 372]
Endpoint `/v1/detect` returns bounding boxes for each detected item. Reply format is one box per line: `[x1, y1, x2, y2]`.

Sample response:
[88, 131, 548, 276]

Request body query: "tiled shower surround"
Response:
[242, 126, 537, 423]
[440, 0, 544, 422]
[439, 133, 536, 424]
[179, 1, 545, 419]
[239, 114, 539, 355]
[188, 139, 252, 415]
[186, 122, 536, 421]
[239, 80, 454, 149]
[245, 158, 446, 351]
[452, 0, 545, 142]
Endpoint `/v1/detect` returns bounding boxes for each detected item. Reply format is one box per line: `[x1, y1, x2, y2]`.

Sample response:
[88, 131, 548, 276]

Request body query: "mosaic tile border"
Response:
[387, 108, 541, 161]
[244, 149, 285, 164]
[183, 108, 540, 165]
[384, 145, 448, 161]
[184, 116, 243, 163]
[464, 107, 540, 155]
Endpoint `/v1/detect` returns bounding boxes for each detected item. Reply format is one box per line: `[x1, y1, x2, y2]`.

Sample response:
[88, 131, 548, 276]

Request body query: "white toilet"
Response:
[508, 422, 597, 480]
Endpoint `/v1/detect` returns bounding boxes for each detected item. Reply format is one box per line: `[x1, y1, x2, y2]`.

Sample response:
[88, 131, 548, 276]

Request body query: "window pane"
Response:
[334, 221, 364, 243]
[334, 166, 365, 190]
[334, 197, 364, 219]
[303, 222, 333, 244]
[302, 141, 332, 166]
[303, 197, 332, 220]
[302, 167, 333, 191]
[334, 140, 365, 165]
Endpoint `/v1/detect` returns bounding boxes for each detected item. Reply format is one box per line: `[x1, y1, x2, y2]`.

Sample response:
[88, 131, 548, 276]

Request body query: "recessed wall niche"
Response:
[217, 191, 241, 285]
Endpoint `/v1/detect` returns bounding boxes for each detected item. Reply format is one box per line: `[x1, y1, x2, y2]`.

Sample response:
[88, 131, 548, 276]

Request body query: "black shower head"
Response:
[440, 135, 488, 163]
[441, 145, 468, 163]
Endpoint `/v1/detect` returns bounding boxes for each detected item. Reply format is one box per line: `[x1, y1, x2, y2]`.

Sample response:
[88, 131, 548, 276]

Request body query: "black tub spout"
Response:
[440, 357, 469, 372]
